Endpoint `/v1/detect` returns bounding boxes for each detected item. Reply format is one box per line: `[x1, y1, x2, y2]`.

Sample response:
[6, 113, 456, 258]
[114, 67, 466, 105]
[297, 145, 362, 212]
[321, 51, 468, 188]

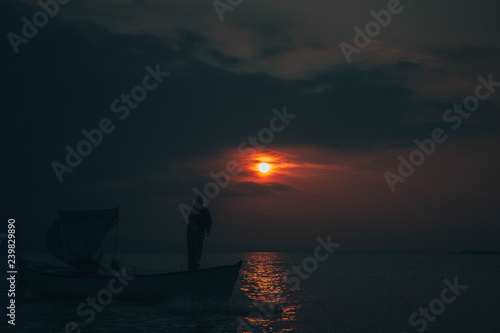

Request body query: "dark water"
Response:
[4, 252, 500, 332]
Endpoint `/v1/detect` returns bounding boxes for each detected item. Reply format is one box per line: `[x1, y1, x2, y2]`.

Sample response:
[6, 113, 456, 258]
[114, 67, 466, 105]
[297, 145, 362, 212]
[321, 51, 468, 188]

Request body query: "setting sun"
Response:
[258, 163, 271, 173]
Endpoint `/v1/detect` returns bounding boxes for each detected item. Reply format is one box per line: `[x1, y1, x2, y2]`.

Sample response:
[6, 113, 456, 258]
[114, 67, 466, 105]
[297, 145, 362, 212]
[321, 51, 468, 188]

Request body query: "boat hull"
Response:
[25, 260, 243, 302]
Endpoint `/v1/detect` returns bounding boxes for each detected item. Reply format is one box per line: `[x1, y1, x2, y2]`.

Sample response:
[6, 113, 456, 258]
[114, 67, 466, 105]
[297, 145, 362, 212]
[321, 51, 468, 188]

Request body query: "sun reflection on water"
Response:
[237, 252, 301, 330]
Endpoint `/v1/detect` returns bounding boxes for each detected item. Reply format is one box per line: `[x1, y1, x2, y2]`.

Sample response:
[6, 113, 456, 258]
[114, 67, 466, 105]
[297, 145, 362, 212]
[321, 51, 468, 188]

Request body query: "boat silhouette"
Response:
[22, 207, 242, 302]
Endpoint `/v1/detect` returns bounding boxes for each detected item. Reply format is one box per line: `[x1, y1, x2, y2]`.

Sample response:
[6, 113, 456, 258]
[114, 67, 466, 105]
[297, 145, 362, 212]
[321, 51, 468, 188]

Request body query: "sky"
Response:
[1, 0, 499, 253]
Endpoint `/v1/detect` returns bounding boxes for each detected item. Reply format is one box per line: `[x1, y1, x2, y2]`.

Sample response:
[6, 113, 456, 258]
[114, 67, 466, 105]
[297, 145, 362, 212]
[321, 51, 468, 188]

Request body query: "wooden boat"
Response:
[24, 260, 243, 301]
[23, 207, 242, 301]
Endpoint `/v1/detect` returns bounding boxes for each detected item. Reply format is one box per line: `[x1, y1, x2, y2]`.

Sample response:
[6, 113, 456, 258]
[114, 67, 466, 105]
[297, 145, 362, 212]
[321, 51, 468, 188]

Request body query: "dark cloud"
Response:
[224, 181, 297, 197]
[176, 29, 208, 55]
[396, 61, 423, 71]
[2, 0, 500, 252]
[432, 45, 499, 61]
[2, 0, 499, 194]
[207, 48, 243, 66]
[3, 0, 500, 173]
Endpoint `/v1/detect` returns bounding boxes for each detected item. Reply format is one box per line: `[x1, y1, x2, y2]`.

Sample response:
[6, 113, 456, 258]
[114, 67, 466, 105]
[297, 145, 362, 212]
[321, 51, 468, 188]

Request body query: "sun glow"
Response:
[258, 163, 271, 173]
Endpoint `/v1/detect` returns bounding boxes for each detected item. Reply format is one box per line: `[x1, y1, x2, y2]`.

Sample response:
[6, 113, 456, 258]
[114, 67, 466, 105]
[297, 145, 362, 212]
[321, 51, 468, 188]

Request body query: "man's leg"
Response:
[195, 233, 205, 269]
[191, 231, 205, 270]
[187, 227, 196, 271]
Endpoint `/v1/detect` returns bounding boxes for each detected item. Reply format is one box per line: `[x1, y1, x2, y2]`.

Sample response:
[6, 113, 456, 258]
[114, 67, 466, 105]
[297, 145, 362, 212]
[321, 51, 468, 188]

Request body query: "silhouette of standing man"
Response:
[187, 195, 212, 271]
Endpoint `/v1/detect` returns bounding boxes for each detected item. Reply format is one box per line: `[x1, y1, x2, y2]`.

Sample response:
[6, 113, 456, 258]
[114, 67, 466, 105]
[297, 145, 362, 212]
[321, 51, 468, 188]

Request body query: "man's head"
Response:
[193, 195, 205, 209]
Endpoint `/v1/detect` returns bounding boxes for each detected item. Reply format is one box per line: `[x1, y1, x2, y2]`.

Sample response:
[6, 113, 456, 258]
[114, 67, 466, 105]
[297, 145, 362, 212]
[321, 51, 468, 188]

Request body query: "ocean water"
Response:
[5, 252, 500, 333]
